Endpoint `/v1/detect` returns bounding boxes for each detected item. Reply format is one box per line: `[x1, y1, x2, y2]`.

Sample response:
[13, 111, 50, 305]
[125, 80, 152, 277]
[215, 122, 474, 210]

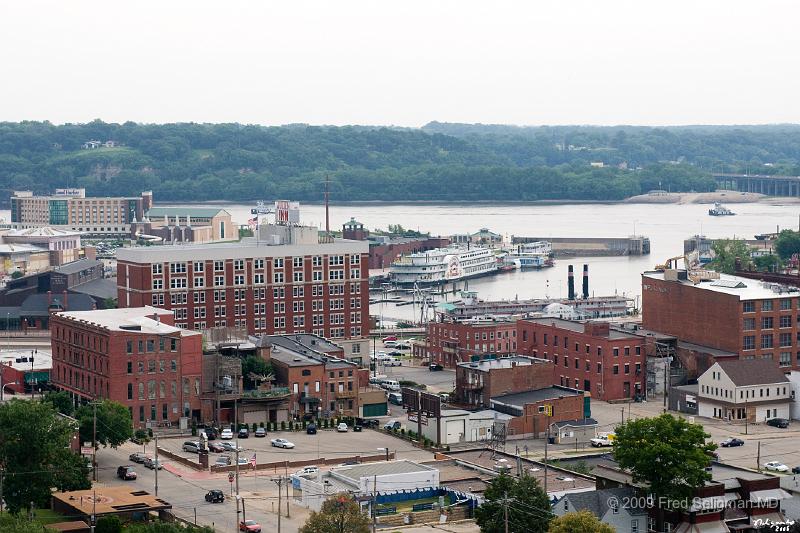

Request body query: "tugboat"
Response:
[708, 202, 735, 216]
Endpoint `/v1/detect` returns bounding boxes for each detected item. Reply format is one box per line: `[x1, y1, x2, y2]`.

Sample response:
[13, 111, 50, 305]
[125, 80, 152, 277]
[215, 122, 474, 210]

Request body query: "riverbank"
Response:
[625, 190, 767, 204]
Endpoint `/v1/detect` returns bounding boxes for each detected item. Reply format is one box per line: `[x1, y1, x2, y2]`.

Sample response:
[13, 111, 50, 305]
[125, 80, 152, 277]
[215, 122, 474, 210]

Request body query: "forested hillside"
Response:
[0, 120, 797, 204]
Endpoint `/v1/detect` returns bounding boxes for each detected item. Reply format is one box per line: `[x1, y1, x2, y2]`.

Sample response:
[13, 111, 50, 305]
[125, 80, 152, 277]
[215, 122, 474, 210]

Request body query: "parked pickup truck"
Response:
[590, 433, 615, 447]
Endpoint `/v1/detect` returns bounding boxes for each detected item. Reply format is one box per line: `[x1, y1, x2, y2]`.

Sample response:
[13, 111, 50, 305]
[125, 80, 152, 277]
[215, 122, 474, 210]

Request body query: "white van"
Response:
[382, 380, 401, 392]
[383, 340, 398, 348]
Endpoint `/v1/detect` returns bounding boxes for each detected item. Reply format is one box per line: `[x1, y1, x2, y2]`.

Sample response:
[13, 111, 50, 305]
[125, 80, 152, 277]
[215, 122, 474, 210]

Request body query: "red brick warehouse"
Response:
[50, 307, 203, 428]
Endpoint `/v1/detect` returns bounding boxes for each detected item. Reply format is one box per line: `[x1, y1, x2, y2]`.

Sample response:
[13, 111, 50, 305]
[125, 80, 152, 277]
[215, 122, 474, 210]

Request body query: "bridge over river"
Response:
[713, 173, 800, 197]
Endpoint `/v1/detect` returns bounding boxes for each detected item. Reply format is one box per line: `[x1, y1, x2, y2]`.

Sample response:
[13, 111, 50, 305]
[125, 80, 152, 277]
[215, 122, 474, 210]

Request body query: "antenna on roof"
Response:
[324, 174, 330, 236]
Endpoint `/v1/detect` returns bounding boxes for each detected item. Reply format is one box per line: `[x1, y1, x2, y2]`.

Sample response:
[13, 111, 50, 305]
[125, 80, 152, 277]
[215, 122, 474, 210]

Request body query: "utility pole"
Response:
[745, 398, 749, 435]
[154, 434, 159, 496]
[501, 492, 511, 533]
[324, 174, 330, 236]
[620, 408, 624, 426]
[235, 441, 240, 497]
[372, 475, 377, 533]
[241, 497, 247, 524]
[92, 401, 98, 482]
[235, 494, 240, 533]
[272, 477, 283, 533]
[663, 359, 669, 409]
[757, 441, 761, 472]
[90, 490, 96, 533]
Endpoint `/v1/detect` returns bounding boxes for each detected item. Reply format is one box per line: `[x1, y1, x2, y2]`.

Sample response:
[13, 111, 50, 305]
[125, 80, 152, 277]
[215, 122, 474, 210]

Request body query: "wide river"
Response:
[5, 201, 798, 323]
[170, 201, 799, 323]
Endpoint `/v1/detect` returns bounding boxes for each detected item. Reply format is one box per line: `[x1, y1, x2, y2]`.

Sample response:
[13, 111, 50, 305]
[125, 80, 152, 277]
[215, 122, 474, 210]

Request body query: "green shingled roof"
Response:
[146, 207, 229, 218]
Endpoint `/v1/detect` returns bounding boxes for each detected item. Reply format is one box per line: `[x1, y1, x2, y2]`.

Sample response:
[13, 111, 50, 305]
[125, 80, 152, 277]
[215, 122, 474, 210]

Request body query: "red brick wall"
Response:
[642, 276, 742, 353]
[118, 252, 369, 339]
[642, 275, 800, 370]
[455, 360, 555, 407]
[505, 394, 584, 437]
[517, 320, 645, 401]
[426, 321, 518, 368]
[50, 313, 203, 428]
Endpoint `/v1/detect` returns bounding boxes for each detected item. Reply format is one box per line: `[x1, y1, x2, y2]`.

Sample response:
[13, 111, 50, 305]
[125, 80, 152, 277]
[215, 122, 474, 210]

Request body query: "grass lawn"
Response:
[32, 508, 73, 525]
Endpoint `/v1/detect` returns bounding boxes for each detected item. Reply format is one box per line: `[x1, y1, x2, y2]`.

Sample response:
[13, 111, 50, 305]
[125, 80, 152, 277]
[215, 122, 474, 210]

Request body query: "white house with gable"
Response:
[697, 359, 790, 423]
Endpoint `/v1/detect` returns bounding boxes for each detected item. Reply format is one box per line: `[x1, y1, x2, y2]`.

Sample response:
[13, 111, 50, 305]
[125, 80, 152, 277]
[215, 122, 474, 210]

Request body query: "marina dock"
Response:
[511, 235, 650, 257]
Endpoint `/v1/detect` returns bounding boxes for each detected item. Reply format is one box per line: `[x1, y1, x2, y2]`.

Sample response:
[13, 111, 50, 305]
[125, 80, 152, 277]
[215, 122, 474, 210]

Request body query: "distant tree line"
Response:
[3, 120, 798, 204]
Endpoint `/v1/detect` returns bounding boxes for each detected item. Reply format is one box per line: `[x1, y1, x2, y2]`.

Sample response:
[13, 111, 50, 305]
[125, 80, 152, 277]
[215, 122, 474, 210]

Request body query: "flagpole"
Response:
[253, 453, 257, 484]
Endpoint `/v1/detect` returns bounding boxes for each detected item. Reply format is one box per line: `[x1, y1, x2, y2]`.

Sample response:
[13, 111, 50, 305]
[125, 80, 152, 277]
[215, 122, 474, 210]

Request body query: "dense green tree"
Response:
[475, 474, 551, 533]
[95, 515, 123, 533]
[613, 414, 716, 504]
[42, 390, 74, 416]
[0, 513, 48, 532]
[2, 121, 800, 203]
[548, 511, 615, 533]
[0, 399, 91, 514]
[752, 254, 782, 272]
[299, 492, 370, 533]
[75, 399, 132, 448]
[707, 238, 751, 274]
[241, 356, 273, 390]
[775, 230, 800, 261]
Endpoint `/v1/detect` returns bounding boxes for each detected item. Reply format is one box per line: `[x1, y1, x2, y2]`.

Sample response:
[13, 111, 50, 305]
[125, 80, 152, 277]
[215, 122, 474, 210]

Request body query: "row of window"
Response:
[742, 299, 796, 313]
[701, 383, 788, 399]
[152, 255, 361, 275]
[126, 338, 179, 354]
[544, 352, 642, 375]
[741, 333, 800, 350]
[743, 315, 798, 330]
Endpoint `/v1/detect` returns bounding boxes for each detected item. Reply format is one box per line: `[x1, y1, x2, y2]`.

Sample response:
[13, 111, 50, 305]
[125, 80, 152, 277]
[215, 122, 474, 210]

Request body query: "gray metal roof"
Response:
[491, 386, 581, 407]
[553, 418, 598, 428]
[558, 486, 647, 517]
[53, 258, 102, 275]
[333, 460, 435, 482]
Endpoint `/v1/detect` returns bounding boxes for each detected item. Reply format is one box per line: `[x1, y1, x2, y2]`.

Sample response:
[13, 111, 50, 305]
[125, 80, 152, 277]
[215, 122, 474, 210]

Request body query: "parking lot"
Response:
[372, 356, 456, 393]
[159, 427, 431, 465]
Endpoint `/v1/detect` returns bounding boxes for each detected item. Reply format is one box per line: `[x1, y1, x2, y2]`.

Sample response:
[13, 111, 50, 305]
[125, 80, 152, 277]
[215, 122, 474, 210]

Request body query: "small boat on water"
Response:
[507, 241, 554, 269]
[708, 203, 735, 216]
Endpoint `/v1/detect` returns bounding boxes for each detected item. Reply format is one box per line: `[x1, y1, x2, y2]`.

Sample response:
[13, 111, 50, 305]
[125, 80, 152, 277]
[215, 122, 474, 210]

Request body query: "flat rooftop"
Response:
[0, 349, 53, 371]
[52, 486, 171, 516]
[116, 238, 368, 263]
[457, 356, 548, 371]
[643, 270, 800, 301]
[269, 346, 324, 367]
[56, 306, 200, 337]
[491, 386, 582, 407]
[525, 317, 640, 340]
[264, 334, 342, 355]
[333, 460, 437, 483]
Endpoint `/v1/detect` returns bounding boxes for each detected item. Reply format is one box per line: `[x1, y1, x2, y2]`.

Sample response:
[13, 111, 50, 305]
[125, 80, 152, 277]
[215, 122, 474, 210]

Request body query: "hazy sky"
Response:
[1, 1, 798, 127]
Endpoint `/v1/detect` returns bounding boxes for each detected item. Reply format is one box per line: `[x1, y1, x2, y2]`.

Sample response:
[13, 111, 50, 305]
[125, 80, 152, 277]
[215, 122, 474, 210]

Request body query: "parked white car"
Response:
[337, 423, 348, 433]
[764, 461, 789, 472]
[295, 466, 320, 478]
[271, 438, 295, 449]
[220, 429, 234, 440]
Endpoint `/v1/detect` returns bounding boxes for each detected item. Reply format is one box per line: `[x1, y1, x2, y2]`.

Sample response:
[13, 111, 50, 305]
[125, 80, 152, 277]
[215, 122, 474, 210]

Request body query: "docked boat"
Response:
[389, 246, 498, 285]
[507, 241, 554, 269]
[708, 203, 735, 216]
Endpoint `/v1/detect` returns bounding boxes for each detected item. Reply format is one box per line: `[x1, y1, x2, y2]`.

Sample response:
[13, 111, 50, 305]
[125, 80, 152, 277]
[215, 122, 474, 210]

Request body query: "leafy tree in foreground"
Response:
[241, 355, 274, 390]
[707, 238, 750, 274]
[76, 399, 133, 448]
[613, 414, 716, 504]
[0, 513, 47, 532]
[475, 473, 551, 533]
[775, 229, 800, 261]
[299, 492, 370, 533]
[0, 399, 91, 514]
[42, 390, 75, 416]
[95, 515, 123, 533]
[548, 511, 614, 533]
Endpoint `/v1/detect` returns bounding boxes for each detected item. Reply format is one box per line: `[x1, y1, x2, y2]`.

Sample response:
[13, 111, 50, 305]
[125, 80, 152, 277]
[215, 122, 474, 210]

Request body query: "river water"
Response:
[4, 201, 798, 322]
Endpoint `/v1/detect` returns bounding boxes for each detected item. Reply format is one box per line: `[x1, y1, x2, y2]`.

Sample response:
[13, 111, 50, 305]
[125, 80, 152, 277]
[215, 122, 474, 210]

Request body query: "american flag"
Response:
[250, 453, 257, 469]
[247, 217, 258, 228]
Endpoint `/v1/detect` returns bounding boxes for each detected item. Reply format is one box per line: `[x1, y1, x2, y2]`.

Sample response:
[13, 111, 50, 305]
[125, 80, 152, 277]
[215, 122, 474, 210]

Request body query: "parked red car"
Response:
[239, 520, 262, 533]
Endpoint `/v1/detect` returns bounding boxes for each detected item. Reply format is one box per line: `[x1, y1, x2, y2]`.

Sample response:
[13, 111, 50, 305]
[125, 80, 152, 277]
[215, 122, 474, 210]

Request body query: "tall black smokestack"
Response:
[582, 264, 589, 299]
[567, 265, 575, 300]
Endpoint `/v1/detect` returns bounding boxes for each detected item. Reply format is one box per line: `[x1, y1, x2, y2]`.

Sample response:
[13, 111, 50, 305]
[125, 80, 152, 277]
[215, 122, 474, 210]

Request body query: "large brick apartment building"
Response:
[50, 307, 203, 428]
[116, 224, 369, 340]
[517, 318, 646, 401]
[423, 317, 518, 368]
[643, 270, 800, 370]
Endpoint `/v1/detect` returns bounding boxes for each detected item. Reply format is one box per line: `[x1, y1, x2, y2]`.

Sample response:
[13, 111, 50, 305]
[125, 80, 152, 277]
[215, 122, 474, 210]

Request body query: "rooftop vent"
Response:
[120, 324, 142, 331]
[710, 280, 746, 289]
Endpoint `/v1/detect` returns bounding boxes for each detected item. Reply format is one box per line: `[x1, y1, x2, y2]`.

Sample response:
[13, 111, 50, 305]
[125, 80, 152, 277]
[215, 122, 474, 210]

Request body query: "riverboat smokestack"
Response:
[568, 265, 575, 300]
[582, 264, 589, 299]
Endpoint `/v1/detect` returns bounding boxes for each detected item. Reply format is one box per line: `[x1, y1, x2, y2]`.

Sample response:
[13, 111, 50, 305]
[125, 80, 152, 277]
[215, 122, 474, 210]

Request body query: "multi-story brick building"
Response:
[516, 318, 646, 401]
[490, 386, 586, 438]
[258, 334, 387, 419]
[455, 356, 554, 407]
[50, 306, 203, 428]
[11, 189, 152, 236]
[116, 224, 369, 340]
[643, 270, 800, 370]
[423, 317, 518, 368]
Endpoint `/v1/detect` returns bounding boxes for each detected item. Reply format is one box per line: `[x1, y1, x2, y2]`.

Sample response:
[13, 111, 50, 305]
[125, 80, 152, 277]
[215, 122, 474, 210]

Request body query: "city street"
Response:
[96, 429, 439, 532]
